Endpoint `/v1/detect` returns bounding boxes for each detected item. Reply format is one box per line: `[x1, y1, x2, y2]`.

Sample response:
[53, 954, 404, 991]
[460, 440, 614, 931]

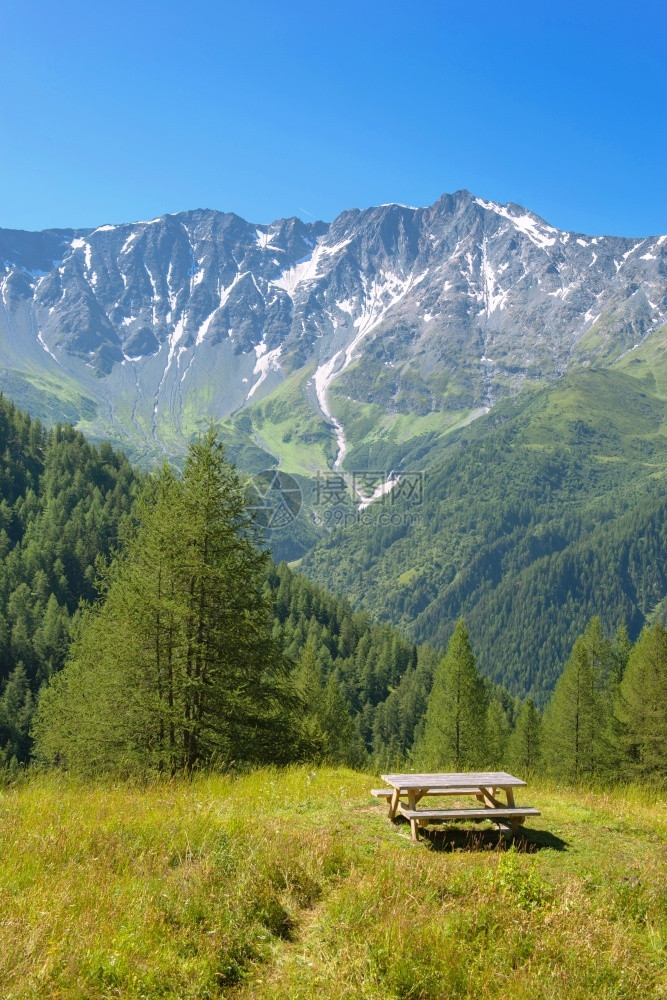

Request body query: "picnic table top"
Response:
[380, 771, 527, 790]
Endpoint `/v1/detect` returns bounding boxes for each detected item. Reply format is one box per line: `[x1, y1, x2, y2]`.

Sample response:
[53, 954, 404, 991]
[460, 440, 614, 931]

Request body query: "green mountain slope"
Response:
[299, 352, 667, 701]
[0, 396, 436, 765]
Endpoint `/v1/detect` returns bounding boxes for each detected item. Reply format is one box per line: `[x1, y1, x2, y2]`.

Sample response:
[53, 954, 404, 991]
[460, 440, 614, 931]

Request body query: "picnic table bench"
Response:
[372, 771, 540, 842]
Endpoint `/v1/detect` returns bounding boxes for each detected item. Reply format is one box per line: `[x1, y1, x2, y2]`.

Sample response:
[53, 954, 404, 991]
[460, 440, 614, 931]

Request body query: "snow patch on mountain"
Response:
[475, 197, 558, 251]
[37, 331, 60, 364]
[165, 317, 186, 374]
[121, 233, 137, 254]
[247, 339, 283, 399]
[357, 471, 400, 510]
[481, 239, 508, 314]
[623, 241, 645, 260]
[347, 269, 428, 366]
[272, 239, 351, 299]
[195, 272, 247, 346]
[191, 267, 206, 289]
[313, 351, 346, 467]
[255, 228, 280, 250]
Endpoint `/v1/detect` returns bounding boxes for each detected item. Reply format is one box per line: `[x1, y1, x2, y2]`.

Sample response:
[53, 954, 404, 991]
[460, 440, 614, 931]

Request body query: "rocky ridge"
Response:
[1, 190, 665, 465]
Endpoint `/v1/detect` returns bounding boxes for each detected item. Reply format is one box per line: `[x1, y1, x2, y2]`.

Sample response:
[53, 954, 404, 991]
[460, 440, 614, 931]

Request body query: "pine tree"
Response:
[414, 620, 487, 770]
[541, 618, 615, 782]
[293, 636, 328, 759]
[294, 638, 365, 766]
[506, 698, 541, 775]
[0, 663, 33, 762]
[485, 698, 511, 769]
[175, 430, 297, 768]
[33, 430, 299, 775]
[319, 673, 366, 767]
[614, 622, 667, 780]
[611, 623, 632, 684]
[601, 622, 634, 779]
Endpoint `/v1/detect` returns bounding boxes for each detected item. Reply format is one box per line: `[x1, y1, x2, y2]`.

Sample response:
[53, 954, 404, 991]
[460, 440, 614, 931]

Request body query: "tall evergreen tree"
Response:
[319, 673, 366, 767]
[506, 698, 541, 774]
[293, 638, 365, 767]
[33, 430, 299, 774]
[0, 662, 32, 763]
[611, 623, 632, 685]
[541, 617, 615, 781]
[485, 698, 511, 769]
[614, 622, 667, 780]
[413, 619, 487, 770]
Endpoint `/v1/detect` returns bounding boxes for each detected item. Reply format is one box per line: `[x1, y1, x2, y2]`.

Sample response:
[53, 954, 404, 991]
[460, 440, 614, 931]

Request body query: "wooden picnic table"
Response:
[373, 771, 540, 842]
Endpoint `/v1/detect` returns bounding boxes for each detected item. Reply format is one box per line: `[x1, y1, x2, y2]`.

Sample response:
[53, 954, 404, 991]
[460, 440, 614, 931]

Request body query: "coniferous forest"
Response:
[0, 392, 665, 785]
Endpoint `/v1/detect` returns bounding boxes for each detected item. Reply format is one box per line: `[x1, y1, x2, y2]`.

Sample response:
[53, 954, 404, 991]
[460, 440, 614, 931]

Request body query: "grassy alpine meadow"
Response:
[0, 768, 665, 1000]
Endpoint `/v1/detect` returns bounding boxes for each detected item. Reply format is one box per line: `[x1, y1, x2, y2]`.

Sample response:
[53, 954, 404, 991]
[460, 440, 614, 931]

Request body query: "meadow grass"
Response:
[0, 768, 665, 999]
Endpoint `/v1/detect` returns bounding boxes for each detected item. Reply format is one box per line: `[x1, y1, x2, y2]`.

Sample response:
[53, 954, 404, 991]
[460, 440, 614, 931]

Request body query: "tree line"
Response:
[0, 396, 665, 782]
[413, 616, 666, 784]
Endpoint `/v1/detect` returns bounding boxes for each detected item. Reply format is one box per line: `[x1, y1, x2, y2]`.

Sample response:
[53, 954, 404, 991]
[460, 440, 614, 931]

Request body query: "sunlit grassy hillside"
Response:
[1, 768, 665, 1000]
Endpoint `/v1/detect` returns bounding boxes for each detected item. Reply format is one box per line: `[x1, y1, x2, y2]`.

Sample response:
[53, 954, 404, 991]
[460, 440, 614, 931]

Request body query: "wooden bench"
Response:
[399, 806, 541, 840]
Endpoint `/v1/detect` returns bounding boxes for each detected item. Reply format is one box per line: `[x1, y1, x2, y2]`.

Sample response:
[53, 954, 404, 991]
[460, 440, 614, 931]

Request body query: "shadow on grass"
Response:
[393, 817, 568, 853]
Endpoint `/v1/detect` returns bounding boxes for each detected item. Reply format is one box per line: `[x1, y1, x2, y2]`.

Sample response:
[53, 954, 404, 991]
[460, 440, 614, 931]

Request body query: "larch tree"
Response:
[614, 622, 667, 780]
[33, 429, 300, 775]
[414, 619, 487, 770]
[506, 698, 542, 775]
[485, 698, 511, 770]
[541, 617, 616, 782]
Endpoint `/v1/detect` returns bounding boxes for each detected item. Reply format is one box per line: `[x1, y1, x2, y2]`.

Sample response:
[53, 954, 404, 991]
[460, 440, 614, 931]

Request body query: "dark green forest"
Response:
[0, 396, 140, 761]
[0, 392, 665, 784]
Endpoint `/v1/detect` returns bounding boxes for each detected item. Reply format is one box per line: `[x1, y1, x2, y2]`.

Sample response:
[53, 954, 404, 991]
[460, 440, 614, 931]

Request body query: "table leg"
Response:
[480, 786, 502, 808]
[389, 787, 400, 820]
[503, 787, 523, 834]
[407, 788, 420, 843]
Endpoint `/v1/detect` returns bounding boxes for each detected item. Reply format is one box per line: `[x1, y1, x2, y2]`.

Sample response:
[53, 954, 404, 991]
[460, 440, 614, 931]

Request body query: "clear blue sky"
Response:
[1, 0, 665, 236]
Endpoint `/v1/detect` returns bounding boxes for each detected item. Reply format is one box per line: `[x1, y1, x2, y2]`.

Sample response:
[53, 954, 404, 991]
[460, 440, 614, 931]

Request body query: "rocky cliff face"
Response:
[1, 190, 665, 466]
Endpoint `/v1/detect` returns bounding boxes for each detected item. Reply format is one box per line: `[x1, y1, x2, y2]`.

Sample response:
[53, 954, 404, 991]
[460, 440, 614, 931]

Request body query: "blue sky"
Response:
[1, 0, 665, 236]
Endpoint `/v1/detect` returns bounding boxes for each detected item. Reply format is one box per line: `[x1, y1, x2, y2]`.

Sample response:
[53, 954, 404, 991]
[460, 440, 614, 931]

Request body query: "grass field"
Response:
[0, 768, 665, 999]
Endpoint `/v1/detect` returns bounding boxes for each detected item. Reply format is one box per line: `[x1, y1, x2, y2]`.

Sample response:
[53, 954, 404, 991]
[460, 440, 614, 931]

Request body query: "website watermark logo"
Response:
[248, 469, 425, 530]
[247, 469, 303, 528]
[313, 470, 424, 528]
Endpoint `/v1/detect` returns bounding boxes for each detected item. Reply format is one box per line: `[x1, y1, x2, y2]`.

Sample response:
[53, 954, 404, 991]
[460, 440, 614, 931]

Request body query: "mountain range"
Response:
[1, 190, 666, 482]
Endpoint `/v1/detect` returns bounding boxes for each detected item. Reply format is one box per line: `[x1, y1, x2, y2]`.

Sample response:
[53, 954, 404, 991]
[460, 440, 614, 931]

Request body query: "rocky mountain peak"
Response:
[0, 193, 665, 468]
